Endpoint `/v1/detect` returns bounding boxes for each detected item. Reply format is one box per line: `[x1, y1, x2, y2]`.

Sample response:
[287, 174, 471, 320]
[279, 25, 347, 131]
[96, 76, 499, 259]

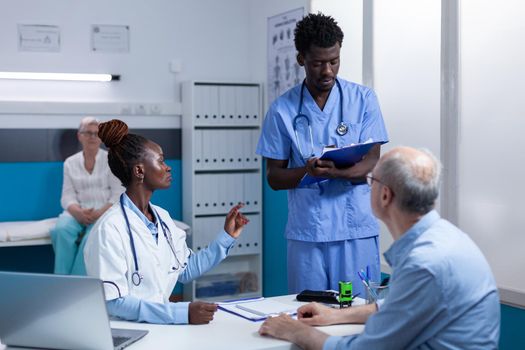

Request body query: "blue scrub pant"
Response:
[50, 214, 92, 275]
[287, 236, 380, 296]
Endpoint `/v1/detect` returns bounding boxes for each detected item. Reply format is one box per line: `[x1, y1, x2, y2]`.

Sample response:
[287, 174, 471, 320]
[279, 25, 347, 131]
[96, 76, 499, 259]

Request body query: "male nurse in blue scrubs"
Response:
[256, 13, 388, 295]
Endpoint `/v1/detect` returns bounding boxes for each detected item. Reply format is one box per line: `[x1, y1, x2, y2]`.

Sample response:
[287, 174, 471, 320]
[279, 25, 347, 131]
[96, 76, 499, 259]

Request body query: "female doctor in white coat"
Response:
[84, 119, 249, 325]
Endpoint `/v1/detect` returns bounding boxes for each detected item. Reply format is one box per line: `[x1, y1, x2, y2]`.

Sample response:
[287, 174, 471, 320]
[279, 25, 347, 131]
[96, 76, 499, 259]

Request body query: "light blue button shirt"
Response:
[121, 193, 159, 242]
[107, 194, 236, 324]
[256, 78, 388, 242]
[323, 210, 500, 350]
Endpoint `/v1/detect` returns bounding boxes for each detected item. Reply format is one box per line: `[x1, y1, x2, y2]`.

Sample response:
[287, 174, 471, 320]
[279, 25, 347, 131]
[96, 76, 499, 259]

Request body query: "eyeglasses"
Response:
[79, 131, 99, 138]
[366, 173, 384, 186]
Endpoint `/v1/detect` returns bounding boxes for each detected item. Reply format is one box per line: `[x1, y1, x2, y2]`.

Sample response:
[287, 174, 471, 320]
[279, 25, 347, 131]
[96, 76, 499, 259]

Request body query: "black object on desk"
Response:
[296, 290, 340, 304]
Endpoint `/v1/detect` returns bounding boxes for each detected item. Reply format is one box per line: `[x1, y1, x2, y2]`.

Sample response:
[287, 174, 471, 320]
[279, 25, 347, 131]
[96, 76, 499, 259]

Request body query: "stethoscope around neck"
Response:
[119, 194, 187, 287]
[293, 78, 348, 159]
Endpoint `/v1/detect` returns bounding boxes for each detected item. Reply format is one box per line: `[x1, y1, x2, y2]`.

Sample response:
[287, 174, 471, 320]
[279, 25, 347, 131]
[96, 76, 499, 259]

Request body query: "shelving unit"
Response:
[182, 81, 263, 301]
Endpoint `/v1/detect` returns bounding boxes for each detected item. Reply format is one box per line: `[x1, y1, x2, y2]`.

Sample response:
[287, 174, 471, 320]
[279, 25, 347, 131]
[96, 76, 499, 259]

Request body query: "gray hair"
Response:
[377, 147, 441, 214]
[78, 116, 100, 132]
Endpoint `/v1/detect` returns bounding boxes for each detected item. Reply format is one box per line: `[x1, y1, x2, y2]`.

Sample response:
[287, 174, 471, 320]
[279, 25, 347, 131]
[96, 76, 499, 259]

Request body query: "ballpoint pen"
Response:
[360, 268, 369, 282]
[357, 270, 379, 300]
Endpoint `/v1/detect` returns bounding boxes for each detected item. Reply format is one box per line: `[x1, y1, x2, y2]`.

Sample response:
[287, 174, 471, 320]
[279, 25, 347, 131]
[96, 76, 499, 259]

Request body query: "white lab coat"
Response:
[84, 202, 191, 303]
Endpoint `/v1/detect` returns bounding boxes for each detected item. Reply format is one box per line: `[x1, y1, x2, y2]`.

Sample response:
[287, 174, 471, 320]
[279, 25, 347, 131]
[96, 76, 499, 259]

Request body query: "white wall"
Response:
[310, 0, 363, 84]
[373, 0, 441, 157]
[0, 0, 255, 103]
[372, 0, 442, 263]
[459, 0, 525, 304]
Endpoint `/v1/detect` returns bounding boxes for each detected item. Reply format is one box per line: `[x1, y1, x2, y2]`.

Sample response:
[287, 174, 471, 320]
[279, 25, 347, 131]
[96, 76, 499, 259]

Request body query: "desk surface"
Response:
[115, 295, 364, 350]
[2, 295, 363, 350]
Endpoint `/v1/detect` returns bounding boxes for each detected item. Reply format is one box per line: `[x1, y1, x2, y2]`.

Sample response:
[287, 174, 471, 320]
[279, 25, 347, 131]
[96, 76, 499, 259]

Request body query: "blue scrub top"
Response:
[256, 78, 388, 242]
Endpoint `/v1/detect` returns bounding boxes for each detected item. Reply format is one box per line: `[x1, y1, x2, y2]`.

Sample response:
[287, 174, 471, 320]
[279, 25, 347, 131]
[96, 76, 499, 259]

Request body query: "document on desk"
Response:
[217, 298, 297, 321]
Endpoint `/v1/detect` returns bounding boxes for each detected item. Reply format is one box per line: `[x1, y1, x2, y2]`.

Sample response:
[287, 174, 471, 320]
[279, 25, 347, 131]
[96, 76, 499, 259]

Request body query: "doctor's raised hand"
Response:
[84, 119, 250, 325]
[188, 204, 248, 325]
[224, 203, 249, 238]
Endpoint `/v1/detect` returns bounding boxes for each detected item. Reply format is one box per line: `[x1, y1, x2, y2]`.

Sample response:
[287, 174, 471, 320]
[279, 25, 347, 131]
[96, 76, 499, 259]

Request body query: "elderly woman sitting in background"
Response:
[50, 116, 124, 275]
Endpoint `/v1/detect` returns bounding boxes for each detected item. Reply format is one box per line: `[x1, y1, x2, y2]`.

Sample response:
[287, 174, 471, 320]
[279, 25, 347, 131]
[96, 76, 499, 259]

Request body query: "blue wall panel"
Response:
[0, 160, 181, 222]
[0, 162, 63, 221]
[261, 170, 289, 297]
[500, 304, 525, 349]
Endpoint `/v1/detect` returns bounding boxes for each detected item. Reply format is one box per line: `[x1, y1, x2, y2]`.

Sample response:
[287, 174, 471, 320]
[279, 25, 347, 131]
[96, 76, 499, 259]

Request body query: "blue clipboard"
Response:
[298, 140, 387, 187]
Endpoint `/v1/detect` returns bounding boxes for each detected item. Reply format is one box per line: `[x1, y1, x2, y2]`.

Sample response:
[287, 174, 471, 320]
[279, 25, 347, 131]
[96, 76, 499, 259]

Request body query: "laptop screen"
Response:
[0, 272, 147, 350]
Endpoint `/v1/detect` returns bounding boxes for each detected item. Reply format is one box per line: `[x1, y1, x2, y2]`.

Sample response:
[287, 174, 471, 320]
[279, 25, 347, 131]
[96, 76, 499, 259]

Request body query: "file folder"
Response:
[247, 86, 260, 123]
[298, 140, 387, 187]
[194, 85, 206, 124]
[205, 85, 216, 125]
[194, 129, 203, 169]
[219, 85, 235, 123]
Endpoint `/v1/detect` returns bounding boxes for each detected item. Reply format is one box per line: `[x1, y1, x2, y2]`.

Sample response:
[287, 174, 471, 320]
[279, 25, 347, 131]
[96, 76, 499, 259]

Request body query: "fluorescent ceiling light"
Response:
[0, 72, 120, 82]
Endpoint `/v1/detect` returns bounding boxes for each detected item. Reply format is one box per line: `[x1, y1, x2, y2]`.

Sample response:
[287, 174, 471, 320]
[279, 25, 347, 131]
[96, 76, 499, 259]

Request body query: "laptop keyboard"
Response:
[113, 336, 131, 347]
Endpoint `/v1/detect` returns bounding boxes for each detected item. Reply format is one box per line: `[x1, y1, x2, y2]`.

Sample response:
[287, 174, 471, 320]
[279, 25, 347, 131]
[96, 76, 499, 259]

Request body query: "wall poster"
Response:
[267, 7, 305, 106]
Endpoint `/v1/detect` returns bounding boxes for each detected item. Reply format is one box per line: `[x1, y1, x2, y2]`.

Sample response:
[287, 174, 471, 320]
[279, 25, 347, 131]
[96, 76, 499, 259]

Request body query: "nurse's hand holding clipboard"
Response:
[304, 143, 381, 184]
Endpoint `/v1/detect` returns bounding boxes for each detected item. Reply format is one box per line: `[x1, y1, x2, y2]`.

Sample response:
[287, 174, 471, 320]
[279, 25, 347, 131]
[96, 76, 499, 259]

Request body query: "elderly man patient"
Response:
[259, 146, 500, 350]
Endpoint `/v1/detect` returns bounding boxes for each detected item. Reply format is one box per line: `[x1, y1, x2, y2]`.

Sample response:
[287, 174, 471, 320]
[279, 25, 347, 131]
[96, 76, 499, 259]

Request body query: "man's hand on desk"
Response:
[300, 301, 378, 325]
[189, 301, 218, 324]
[258, 313, 329, 350]
[259, 302, 377, 349]
[297, 302, 341, 326]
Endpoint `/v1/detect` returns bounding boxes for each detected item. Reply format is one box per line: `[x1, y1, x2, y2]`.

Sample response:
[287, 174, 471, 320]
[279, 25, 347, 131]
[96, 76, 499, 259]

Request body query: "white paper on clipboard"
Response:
[218, 298, 296, 321]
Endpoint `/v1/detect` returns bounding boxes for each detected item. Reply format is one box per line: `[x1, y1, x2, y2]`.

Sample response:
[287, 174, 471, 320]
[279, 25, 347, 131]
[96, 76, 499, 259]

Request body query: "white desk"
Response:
[1, 295, 363, 350]
[114, 295, 364, 350]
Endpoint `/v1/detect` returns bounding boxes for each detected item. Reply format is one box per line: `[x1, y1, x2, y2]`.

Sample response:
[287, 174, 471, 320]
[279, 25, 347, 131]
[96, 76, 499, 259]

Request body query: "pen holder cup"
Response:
[366, 281, 389, 304]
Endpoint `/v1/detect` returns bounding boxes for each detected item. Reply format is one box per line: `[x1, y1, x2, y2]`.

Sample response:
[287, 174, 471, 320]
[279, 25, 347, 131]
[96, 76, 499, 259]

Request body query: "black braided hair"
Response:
[98, 119, 149, 187]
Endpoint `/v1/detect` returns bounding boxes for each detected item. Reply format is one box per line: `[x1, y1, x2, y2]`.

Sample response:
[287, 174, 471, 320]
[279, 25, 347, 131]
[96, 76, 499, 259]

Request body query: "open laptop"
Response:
[0, 271, 148, 350]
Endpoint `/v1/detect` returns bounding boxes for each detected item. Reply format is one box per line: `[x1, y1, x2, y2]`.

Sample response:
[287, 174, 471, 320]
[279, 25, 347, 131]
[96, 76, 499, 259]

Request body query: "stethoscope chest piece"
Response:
[336, 122, 348, 136]
[132, 271, 143, 286]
